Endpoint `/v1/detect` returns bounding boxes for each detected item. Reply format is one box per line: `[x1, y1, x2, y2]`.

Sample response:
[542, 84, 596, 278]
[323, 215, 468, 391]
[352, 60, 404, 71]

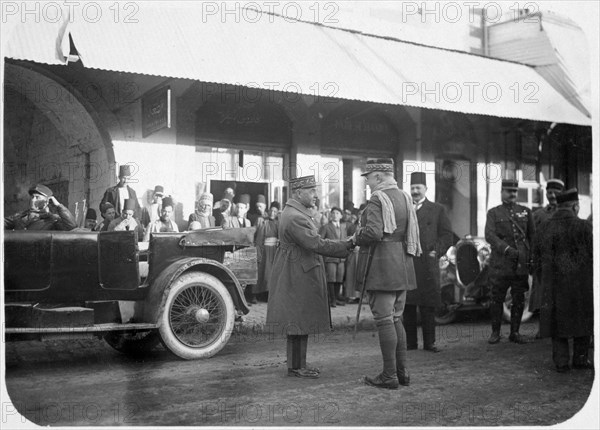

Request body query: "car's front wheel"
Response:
[159, 272, 235, 359]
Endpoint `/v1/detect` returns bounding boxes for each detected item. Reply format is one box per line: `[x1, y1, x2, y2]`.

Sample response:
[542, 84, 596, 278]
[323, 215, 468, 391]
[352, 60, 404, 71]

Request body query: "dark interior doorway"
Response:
[211, 180, 269, 207]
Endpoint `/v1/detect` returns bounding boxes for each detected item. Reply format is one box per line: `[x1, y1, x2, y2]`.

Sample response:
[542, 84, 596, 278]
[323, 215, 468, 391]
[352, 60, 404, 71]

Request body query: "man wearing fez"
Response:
[532, 189, 593, 372]
[141, 185, 164, 229]
[83, 208, 98, 230]
[100, 164, 141, 218]
[5, 184, 77, 231]
[485, 179, 535, 345]
[352, 158, 421, 389]
[530, 178, 564, 333]
[248, 194, 268, 227]
[267, 175, 352, 379]
[405, 172, 453, 353]
[108, 198, 143, 240]
[188, 192, 215, 229]
[144, 196, 179, 241]
[230, 194, 252, 227]
[94, 202, 116, 232]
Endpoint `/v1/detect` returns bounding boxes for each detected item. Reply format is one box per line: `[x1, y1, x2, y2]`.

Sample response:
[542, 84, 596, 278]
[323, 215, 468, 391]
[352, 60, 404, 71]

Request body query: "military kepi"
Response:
[556, 188, 578, 204]
[28, 184, 53, 197]
[290, 175, 317, 190]
[546, 179, 565, 191]
[410, 172, 427, 186]
[501, 179, 519, 190]
[361, 158, 394, 176]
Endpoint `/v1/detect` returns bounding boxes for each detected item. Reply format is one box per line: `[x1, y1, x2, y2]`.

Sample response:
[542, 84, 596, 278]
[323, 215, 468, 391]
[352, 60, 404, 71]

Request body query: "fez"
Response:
[410, 172, 427, 186]
[28, 184, 53, 197]
[162, 197, 174, 208]
[123, 199, 137, 211]
[361, 158, 395, 176]
[238, 194, 251, 205]
[501, 179, 519, 190]
[270, 201, 281, 210]
[85, 208, 97, 220]
[153, 185, 164, 196]
[546, 179, 565, 191]
[556, 188, 579, 204]
[257, 194, 266, 204]
[290, 175, 317, 190]
[118, 165, 132, 178]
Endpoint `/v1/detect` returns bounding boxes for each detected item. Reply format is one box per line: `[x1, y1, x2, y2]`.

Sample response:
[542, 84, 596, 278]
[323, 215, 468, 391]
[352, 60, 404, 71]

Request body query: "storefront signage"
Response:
[142, 86, 171, 137]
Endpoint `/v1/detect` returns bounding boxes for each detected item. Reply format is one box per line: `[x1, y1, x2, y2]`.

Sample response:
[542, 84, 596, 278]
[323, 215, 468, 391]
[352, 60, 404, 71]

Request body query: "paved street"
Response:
[3, 312, 595, 427]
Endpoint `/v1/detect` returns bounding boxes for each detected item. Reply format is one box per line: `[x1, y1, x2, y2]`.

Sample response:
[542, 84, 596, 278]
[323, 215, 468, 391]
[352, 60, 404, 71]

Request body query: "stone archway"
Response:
[3, 63, 115, 223]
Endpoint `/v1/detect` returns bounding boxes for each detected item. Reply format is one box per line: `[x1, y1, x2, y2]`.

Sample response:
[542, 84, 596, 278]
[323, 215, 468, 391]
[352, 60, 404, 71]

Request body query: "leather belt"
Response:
[381, 234, 405, 243]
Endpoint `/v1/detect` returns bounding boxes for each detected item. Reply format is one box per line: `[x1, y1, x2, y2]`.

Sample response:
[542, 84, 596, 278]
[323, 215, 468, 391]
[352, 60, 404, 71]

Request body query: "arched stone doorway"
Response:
[3, 63, 115, 224]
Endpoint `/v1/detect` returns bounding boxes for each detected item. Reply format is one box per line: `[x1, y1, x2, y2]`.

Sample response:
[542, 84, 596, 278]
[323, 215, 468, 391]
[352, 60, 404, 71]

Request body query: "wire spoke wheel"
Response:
[159, 272, 235, 359]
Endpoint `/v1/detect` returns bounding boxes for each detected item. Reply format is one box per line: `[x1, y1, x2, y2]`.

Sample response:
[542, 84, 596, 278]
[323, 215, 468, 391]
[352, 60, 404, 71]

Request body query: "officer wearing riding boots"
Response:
[4, 184, 77, 231]
[353, 158, 421, 389]
[485, 179, 535, 345]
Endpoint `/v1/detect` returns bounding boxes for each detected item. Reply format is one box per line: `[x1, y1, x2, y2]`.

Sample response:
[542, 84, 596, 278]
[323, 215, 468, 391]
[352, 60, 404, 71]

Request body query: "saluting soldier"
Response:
[485, 179, 535, 344]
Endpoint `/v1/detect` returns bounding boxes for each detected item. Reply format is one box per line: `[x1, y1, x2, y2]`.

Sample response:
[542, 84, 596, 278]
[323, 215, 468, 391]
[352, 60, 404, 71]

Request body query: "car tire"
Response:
[159, 272, 235, 360]
[104, 330, 161, 356]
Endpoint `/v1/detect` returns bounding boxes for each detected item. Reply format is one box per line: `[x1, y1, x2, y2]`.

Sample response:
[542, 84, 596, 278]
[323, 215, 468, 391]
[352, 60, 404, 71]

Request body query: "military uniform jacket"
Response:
[533, 209, 593, 339]
[318, 221, 348, 263]
[266, 199, 349, 335]
[4, 205, 77, 231]
[355, 188, 417, 292]
[485, 202, 535, 278]
[533, 204, 557, 229]
[407, 199, 454, 307]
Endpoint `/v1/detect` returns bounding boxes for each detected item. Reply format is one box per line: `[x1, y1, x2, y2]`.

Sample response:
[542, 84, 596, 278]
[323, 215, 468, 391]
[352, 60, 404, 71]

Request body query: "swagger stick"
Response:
[353, 243, 378, 340]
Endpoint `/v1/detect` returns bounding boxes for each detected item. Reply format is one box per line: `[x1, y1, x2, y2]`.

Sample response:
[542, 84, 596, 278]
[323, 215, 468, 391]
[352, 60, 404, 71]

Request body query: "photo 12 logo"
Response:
[1, 2, 139, 24]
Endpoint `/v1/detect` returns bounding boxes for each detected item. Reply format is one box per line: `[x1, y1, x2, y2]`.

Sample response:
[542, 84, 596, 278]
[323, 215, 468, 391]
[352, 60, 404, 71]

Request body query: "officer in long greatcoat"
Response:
[485, 179, 535, 344]
[266, 175, 351, 379]
[533, 189, 593, 372]
[530, 178, 564, 315]
[353, 158, 420, 389]
[405, 172, 453, 352]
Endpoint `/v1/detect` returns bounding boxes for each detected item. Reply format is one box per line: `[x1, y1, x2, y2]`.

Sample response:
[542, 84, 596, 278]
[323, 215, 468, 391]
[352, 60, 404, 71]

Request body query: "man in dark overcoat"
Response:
[266, 175, 352, 379]
[5, 184, 77, 231]
[530, 179, 564, 318]
[353, 158, 421, 389]
[100, 164, 141, 218]
[485, 179, 535, 344]
[405, 172, 454, 352]
[532, 189, 593, 372]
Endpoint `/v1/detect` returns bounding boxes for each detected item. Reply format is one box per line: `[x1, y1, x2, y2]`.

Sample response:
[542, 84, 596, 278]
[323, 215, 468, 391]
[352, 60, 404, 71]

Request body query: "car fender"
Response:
[141, 257, 249, 324]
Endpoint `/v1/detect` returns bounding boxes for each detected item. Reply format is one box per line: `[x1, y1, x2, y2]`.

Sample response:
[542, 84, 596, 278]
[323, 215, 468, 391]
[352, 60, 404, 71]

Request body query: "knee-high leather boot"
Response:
[394, 317, 410, 385]
[509, 301, 526, 344]
[488, 302, 503, 344]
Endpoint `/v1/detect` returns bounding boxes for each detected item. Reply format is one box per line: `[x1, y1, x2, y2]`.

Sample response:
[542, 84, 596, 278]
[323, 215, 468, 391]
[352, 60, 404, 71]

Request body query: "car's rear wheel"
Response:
[104, 330, 161, 356]
[159, 272, 235, 359]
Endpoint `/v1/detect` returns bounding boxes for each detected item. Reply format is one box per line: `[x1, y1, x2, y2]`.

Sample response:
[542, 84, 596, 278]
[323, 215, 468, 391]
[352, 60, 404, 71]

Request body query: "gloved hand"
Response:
[505, 247, 519, 261]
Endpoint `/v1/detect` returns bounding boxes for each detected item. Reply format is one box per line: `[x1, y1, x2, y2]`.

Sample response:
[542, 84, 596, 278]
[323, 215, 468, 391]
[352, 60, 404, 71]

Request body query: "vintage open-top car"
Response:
[4, 227, 256, 359]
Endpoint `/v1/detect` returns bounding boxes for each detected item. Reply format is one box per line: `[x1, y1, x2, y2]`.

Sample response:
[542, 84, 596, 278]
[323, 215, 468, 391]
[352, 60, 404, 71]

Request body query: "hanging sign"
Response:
[142, 86, 171, 137]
